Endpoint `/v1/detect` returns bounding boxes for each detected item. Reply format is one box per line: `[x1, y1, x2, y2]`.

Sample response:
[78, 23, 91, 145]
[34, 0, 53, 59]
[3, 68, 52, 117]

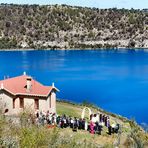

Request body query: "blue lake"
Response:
[0, 49, 148, 124]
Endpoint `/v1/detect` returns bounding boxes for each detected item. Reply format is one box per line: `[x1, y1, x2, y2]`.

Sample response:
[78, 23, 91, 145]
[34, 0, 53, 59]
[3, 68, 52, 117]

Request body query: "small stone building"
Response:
[0, 73, 59, 115]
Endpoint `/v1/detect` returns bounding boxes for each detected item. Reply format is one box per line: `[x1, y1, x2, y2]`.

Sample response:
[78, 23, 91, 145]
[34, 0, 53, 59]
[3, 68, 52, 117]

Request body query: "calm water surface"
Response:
[0, 49, 148, 124]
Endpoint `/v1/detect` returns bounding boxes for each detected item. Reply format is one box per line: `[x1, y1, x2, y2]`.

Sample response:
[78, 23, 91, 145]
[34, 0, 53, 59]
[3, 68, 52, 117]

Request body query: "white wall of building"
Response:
[0, 91, 20, 115]
[0, 90, 57, 115]
[50, 91, 56, 113]
[39, 99, 47, 112]
[24, 97, 34, 110]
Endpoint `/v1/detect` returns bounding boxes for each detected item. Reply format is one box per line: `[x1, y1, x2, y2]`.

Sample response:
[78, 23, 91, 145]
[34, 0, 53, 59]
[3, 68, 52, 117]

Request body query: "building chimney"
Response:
[23, 71, 26, 75]
[1, 83, 4, 89]
[26, 77, 32, 92]
[52, 82, 55, 88]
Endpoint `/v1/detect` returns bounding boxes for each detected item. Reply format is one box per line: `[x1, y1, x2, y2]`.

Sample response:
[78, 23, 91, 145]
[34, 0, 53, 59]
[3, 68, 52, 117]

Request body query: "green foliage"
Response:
[18, 126, 100, 148]
[0, 100, 148, 147]
[104, 43, 114, 49]
[0, 4, 147, 49]
[128, 14, 136, 24]
[128, 39, 136, 48]
[19, 106, 36, 127]
[19, 126, 51, 147]
[129, 120, 146, 148]
[0, 38, 17, 49]
[75, 43, 103, 49]
[103, 143, 114, 148]
[81, 99, 95, 107]
[57, 103, 80, 117]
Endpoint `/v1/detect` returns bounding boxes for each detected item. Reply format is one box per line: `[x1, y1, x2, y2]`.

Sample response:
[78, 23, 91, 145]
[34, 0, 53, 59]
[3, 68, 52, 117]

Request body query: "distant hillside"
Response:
[0, 4, 148, 49]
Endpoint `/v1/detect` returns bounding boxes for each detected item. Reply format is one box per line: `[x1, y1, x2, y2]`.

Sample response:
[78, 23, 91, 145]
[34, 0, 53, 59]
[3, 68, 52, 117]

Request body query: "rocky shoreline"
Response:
[0, 47, 148, 51]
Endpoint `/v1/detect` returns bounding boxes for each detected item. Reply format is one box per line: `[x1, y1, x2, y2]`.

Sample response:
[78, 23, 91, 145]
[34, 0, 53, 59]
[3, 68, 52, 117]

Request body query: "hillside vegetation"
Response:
[0, 4, 148, 49]
[57, 101, 148, 147]
[0, 100, 148, 147]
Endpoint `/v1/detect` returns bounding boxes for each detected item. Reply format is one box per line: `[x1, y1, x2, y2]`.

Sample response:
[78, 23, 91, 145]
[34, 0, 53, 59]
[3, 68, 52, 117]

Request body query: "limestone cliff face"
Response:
[0, 4, 148, 49]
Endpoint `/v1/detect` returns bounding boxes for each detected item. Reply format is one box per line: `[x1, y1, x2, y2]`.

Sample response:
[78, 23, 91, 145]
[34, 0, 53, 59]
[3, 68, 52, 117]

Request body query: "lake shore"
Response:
[0, 47, 148, 51]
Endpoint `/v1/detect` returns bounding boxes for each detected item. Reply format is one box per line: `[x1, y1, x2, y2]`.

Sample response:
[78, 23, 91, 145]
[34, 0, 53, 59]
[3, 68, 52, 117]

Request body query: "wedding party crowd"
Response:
[35, 111, 120, 135]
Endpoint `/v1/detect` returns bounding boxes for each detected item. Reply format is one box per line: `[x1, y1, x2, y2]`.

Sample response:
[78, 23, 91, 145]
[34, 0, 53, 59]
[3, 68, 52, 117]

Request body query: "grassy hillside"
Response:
[56, 101, 148, 147]
[0, 4, 148, 49]
[0, 100, 148, 147]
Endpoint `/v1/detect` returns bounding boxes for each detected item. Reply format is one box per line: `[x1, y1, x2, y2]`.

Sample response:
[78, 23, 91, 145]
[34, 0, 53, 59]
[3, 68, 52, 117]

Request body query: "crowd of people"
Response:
[35, 111, 120, 135]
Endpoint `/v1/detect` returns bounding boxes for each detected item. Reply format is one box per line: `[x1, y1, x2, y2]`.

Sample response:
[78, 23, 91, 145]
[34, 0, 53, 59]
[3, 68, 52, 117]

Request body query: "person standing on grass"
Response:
[78, 118, 83, 130]
[73, 117, 78, 132]
[108, 125, 112, 135]
[70, 117, 73, 128]
[90, 120, 95, 134]
[82, 119, 85, 130]
[56, 116, 60, 126]
[107, 116, 110, 128]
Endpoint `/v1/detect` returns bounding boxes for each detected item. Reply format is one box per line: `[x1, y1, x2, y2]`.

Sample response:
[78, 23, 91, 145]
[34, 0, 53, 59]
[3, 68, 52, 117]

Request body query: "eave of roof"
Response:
[0, 87, 52, 97]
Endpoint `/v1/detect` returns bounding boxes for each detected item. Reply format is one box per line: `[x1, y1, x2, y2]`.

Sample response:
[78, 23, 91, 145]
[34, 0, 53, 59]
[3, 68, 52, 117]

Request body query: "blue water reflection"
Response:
[0, 49, 148, 124]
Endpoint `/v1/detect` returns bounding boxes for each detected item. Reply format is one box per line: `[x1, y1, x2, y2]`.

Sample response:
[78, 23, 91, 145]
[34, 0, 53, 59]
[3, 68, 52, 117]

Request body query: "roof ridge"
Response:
[0, 74, 27, 82]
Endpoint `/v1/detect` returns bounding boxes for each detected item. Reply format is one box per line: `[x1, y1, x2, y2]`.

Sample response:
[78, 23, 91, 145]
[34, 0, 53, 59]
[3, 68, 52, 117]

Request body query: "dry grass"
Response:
[0, 101, 147, 148]
[57, 101, 148, 147]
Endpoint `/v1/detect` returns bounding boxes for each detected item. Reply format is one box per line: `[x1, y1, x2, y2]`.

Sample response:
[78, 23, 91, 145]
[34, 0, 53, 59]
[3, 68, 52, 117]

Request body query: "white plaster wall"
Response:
[39, 99, 47, 112]
[40, 91, 57, 113]
[14, 97, 20, 114]
[24, 98, 34, 110]
[0, 92, 19, 115]
[47, 96, 50, 111]
[0, 92, 12, 114]
[0, 91, 57, 115]
[50, 91, 56, 113]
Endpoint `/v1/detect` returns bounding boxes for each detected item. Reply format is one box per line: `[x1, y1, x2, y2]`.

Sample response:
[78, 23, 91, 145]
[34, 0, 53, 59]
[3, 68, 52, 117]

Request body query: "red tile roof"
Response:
[0, 75, 55, 97]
